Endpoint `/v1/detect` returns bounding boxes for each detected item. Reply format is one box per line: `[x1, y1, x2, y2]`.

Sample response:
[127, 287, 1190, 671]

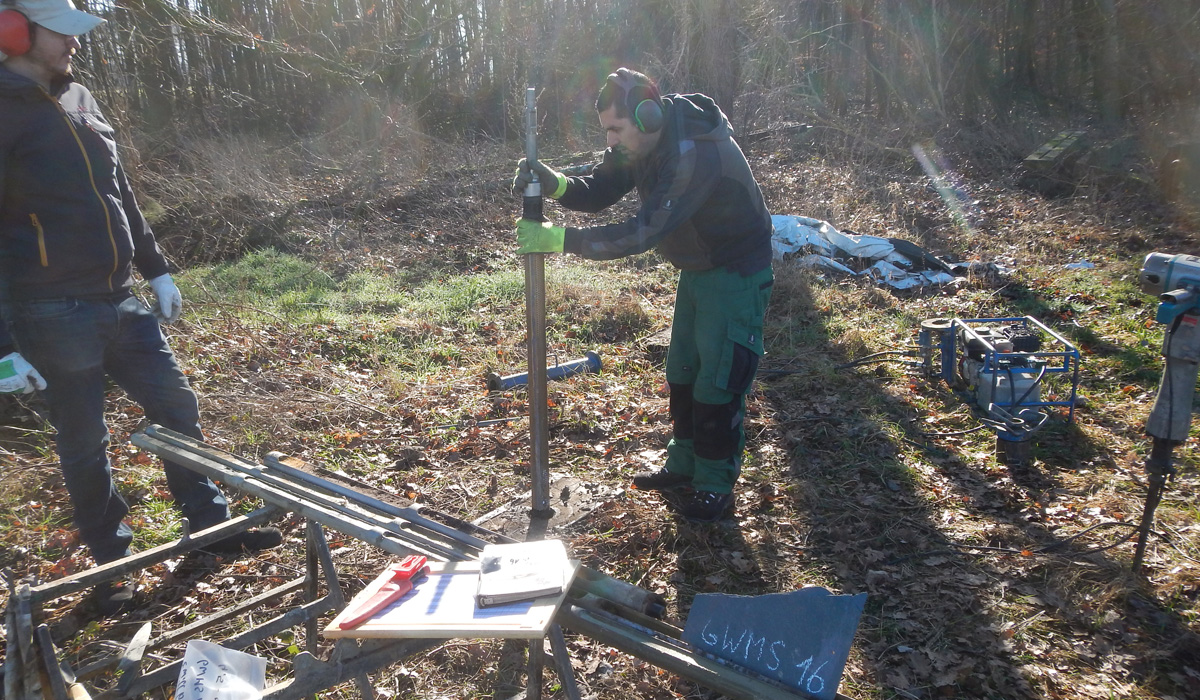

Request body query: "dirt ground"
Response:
[2, 119, 1200, 700]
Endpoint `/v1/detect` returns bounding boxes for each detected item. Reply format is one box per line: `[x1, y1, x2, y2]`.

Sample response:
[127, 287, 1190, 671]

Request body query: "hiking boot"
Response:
[677, 490, 734, 522]
[200, 526, 284, 555]
[94, 580, 136, 616]
[631, 467, 692, 492]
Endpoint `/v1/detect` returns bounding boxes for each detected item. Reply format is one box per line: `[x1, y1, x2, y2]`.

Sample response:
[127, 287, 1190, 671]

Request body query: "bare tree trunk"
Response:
[1010, 0, 1036, 91]
[125, 0, 180, 131]
[861, 0, 890, 119]
[1095, 0, 1120, 124]
[677, 0, 743, 118]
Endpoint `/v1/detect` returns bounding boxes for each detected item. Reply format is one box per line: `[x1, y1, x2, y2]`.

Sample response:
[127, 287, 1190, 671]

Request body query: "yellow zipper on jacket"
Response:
[47, 90, 119, 291]
[29, 214, 48, 266]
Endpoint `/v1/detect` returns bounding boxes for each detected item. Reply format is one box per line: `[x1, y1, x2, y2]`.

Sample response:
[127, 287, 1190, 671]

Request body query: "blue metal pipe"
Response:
[488, 351, 603, 391]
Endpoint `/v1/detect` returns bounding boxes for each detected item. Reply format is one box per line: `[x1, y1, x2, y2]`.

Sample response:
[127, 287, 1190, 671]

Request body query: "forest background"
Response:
[77, 0, 1191, 143]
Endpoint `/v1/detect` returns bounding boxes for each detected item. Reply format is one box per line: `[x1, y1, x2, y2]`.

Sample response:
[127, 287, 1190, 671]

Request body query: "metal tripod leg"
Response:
[518, 624, 580, 700]
[304, 519, 374, 699]
[548, 624, 582, 700]
[526, 636, 543, 700]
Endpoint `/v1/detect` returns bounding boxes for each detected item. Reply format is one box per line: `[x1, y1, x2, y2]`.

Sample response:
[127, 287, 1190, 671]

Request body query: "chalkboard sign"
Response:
[682, 587, 866, 700]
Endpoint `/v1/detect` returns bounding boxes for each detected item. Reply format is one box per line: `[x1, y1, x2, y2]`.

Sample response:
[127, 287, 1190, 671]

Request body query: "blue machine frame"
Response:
[924, 316, 1082, 425]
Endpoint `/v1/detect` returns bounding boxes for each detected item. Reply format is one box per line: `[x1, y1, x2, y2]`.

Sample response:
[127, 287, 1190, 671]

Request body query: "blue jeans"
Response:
[4, 294, 228, 563]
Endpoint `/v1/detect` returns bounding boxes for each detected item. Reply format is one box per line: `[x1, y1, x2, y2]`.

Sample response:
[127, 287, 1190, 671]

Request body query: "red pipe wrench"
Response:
[338, 554, 429, 629]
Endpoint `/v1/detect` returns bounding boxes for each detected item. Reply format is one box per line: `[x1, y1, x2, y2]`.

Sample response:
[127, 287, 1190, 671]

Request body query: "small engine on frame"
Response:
[919, 316, 1082, 467]
[959, 323, 1045, 410]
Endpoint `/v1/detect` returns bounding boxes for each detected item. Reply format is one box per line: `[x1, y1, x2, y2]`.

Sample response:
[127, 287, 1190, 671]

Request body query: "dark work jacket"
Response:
[558, 93, 772, 276]
[0, 65, 169, 353]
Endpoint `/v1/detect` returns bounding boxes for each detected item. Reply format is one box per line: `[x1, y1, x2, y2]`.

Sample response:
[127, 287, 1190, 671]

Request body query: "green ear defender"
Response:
[607, 68, 663, 134]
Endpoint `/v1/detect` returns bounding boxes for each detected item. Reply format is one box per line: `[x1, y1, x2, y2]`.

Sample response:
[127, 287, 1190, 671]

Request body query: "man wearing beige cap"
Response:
[0, 0, 282, 614]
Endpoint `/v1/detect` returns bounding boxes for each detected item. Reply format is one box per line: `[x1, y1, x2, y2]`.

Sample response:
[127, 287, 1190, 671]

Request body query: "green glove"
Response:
[515, 218, 565, 254]
[511, 158, 567, 199]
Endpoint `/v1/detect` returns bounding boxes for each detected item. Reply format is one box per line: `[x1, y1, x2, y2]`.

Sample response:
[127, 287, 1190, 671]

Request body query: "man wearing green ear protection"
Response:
[511, 67, 773, 522]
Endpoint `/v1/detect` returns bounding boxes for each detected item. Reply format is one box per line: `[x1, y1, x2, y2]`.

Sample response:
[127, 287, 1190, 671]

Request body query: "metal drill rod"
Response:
[142, 430, 470, 559]
[135, 428, 468, 561]
[20, 426, 801, 700]
[262, 451, 493, 551]
[47, 522, 345, 700]
[135, 425, 668, 617]
[27, 509, 280, 603]
[523, 86, 552, 516]
[272, 451, 514, 544]
[154, 433, 472, 559]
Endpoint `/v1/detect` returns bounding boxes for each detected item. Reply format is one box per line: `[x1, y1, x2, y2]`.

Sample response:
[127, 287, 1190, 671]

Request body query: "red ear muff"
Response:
[0, 9, 31, 57]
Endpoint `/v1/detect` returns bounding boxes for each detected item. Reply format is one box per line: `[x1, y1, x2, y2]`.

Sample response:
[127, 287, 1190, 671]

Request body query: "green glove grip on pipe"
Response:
[512, 159, 567, 199]
[545, 170, 567, 199]
[515, 218, 566, 254]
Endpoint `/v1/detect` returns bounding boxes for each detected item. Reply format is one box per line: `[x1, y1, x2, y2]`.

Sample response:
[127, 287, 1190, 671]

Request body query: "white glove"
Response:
[0, 352, 47, 394]
[149, 273, 183, 324]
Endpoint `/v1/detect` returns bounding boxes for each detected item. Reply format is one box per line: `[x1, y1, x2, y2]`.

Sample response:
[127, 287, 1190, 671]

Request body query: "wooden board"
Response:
[1024, 130, 1086, 165]
[324, 561, 579, 640]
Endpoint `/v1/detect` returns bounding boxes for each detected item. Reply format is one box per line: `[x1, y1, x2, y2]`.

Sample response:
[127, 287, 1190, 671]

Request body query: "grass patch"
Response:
[180, 250, 672, 386]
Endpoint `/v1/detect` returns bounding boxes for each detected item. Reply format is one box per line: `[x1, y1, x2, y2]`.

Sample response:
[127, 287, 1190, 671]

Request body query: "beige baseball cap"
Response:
[13, 0, 105, 35]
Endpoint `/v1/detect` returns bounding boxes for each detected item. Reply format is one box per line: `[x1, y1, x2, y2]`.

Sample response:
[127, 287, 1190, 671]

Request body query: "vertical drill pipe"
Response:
[523, 87, 552, 516]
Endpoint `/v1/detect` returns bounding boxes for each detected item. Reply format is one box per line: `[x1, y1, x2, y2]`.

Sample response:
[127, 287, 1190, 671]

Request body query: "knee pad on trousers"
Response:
[669, 382, 694, 440]
[693, 398, 742, 461]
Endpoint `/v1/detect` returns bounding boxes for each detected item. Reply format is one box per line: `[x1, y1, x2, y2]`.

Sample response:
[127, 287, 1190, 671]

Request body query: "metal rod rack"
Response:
[4, 426, 836, 700]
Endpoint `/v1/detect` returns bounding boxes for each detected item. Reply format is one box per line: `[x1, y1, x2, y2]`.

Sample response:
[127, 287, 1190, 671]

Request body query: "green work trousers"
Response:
[663, 265, 773, 493]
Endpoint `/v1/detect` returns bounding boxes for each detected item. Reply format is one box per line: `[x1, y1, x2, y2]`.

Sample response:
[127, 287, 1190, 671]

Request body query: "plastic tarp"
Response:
[771, 215, 836, 258]
[771, 215, 959, 291]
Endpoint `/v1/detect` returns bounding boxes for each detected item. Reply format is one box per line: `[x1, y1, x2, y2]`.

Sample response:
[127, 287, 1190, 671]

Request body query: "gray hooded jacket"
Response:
[559, 93, 772, 276]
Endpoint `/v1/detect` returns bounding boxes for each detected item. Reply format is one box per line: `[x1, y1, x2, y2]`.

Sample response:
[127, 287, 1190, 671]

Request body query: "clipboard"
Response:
[324, 560, 580, 640]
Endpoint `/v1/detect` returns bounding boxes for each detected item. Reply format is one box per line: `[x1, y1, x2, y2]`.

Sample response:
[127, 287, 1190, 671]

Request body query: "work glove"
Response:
[511, 158, 567, 199]
[149, 273, 183, 324]
[515, 218, 566, 254]
[0, 352, 46, 394]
